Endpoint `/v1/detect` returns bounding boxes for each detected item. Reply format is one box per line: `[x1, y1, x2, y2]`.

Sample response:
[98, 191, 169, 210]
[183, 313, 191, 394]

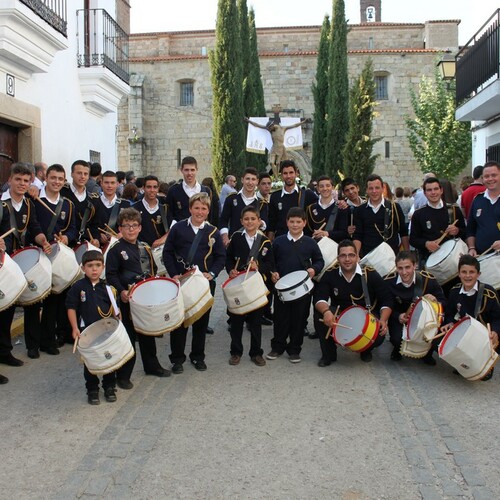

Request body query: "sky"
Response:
[130, 0, 499, 46]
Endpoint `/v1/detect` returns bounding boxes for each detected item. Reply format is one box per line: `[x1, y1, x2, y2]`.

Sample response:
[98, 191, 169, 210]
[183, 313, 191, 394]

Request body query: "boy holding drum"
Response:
[441, 255, 500, 380]
[66, 250, 119, 405]
[267, 207, 324, 363]
[225, 205, 274, 367]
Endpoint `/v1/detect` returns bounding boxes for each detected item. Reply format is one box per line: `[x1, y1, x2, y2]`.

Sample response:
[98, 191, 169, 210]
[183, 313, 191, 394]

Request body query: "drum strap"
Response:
[107, 200, 122, 233]
[105, 285, 120, 317]
[248, 233, 264, 264]
[299, 188, 306, 209]
[46, 199, 64, 240]
[186, 227, 205, 268]
[349, 206, 355, 238]
[6, 200, 24, 247]
[361, 269, 372, 310]
[138, 241, 154, 278]
[159, 203, 169, 233]
[413, 273, 424, 300]
[383, 203, 391, 241]
[474, 283, 486, 318]
[78, 200, 93, 242]
[324, 204, 339, 233]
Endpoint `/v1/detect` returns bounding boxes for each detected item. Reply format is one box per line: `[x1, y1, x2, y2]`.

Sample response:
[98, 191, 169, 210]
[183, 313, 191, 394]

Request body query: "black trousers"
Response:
[169, 281, 215, 364]
[116, 302, 163, 381]
[24, 303, 42, 351]
[84, 366, 116, 392]
[271, 292, 311, 355]
[229, 306, 264, 358]
[0, 305, 16, 357]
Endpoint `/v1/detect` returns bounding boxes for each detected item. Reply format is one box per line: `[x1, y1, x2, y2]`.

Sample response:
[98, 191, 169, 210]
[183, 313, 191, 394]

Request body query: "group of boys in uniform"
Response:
[1, 158, 499, 400]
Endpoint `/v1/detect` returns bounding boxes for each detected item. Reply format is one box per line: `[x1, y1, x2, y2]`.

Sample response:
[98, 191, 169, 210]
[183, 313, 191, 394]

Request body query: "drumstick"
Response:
[72, 335, 78, 354]
[479, 246, 494, 257]
[98, 227, 116, 238]
[244, 257, 253, 281]
[487, 323, 498, 353]
[87, 229, 93, 241]
[318, 222, 326, 231]
[234, 257, 240, 272]
[325, 326, 332, 340]
[435, 220, 458, 245]
[0, 227, 15, 240]
[426, 330, 448, 342]
[318, 318, 353, 330]
[105, 224, 119, 237]
[36, 198, 57, 216]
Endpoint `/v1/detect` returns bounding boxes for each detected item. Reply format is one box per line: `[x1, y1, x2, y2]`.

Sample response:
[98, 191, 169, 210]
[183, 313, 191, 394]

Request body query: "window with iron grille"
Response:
[375, 75, 388, 100]
[180, 81, 194, 106]
[89, 150, 101, 164]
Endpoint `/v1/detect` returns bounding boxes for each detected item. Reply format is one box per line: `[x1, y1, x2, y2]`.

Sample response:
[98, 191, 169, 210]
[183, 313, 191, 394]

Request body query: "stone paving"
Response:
[1, 281, 499, 499]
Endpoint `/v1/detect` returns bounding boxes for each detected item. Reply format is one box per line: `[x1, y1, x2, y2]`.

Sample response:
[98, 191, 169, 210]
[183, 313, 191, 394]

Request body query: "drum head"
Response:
[13, 248, 40, 272]
[47, 243, 61, 263]
[426, 239, 455, 267]
[79, 318, 118, 349]
[275, 270, 308, 291]
[439, 318, 469, 355]
[334, 307, 365, 345]
[224, 271, 256, 289]
[131, 278, 179, 306]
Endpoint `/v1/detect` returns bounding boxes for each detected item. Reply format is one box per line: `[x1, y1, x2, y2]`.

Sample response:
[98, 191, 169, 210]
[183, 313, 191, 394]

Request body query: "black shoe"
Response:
[308, 332, 319, 339]
[145, 367, 171, 377]
[87, 391, 100, 405]
[0, 373, 8, 384]
[422, 353, 436, 366]
[0, 354, 24, 366]
[191, 359, 207, 371]
[27, 349, 40, 359]
[360, 351, 372, 362]
[261, 316, 273, 326]
[40, 347, 60, 355]
[104, 387, 117, 402]
[206, 326, 214, 335]
[317, 358, 331, 367]
[172, 363, 184, 374]
[303, 326, 310, 337]
[116, 379, 134, 390]
[391, 346, 402, 361]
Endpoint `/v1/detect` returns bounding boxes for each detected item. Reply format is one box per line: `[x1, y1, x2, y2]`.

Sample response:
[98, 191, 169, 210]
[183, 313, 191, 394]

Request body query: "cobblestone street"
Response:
[2, 282, 499, 499]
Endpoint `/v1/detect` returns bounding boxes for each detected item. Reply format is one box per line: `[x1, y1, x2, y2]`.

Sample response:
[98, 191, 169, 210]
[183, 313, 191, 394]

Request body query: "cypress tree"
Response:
[343, 59, 379, 191]
[244, 7, 267, 170]
[311, 15, 330, 179]
[325, 0, 349, 181]
[209, 0, 246, 185]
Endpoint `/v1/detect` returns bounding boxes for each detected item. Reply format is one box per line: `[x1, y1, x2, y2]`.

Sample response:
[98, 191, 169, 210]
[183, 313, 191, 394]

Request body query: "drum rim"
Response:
[438, 315, 471, 355]
[333, 305, 379, 349]
[426, 238, 461, 267]
[129, 276, 180, 296]
[11, 245, 42, 258]
[222, 269, 257, 288]
[407, 297, 442, 339]
[275, 270, 310, 292]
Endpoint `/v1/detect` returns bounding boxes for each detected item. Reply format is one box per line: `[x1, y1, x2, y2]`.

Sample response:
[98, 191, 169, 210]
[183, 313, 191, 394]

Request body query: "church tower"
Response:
[360, 0, 381, 23]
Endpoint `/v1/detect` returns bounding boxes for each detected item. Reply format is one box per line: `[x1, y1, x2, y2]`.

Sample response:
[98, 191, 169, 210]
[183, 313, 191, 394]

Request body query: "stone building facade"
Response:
[117, 18, 459, 190]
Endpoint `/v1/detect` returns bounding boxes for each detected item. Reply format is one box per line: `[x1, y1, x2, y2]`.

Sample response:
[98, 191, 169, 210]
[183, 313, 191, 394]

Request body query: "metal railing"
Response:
[20, 0, 67, 37]
[76, 8, 129, 84]
[456, 9, 499, 104]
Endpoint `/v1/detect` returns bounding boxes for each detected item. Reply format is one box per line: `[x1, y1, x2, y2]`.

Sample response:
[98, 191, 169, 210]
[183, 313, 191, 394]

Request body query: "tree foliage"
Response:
[243, 6, 267, 170]
[405, 70, 471, 179]
[311, 15, 330, 179]
[343, 59, 380, 191]
[209, 0, 246, 185]
[324, 0, 349, 181]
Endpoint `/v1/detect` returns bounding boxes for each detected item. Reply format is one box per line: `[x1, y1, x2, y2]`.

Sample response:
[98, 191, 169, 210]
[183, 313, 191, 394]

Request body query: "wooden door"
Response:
[0, 123, 18, 186]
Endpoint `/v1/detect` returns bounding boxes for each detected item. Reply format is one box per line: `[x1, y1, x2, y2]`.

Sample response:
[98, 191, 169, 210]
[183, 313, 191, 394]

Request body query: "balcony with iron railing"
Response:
[455, 9, 500, 121]
[19, 0, 67, 37]
[76, 8, 129, 84]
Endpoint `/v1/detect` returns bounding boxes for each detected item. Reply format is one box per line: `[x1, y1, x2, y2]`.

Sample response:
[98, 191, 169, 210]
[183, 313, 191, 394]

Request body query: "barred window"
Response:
[89, 150, 101, 163]
[375, 75, 388, 100]
[180, 81, 194, 106]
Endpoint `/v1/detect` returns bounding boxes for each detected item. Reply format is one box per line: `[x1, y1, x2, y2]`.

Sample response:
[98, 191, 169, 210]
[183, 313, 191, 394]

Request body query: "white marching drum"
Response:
[438, 316, 498, 381]
[316, 237, 338, 280]
[477, 252, 500, 290]
[425, 239, 468, 285]
[48, 242, 83, 294]
[275, 270, 314, 302]
[129, 277, 184, 335]
[0, 252, 27, 312]
[77, 317, 134, 376]
[152, 244, 168, 276]
[74, 241, 102, 265]
[179, 267, 214, 327]
[400, 297, 443, 359]
[12, 246, 52, 306]
[222, 270, 269, 315]
[360, 242, 396, 277]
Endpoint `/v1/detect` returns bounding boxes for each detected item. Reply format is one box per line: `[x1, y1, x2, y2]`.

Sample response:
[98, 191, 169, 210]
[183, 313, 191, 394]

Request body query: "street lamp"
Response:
[437, 53, 456, 81]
